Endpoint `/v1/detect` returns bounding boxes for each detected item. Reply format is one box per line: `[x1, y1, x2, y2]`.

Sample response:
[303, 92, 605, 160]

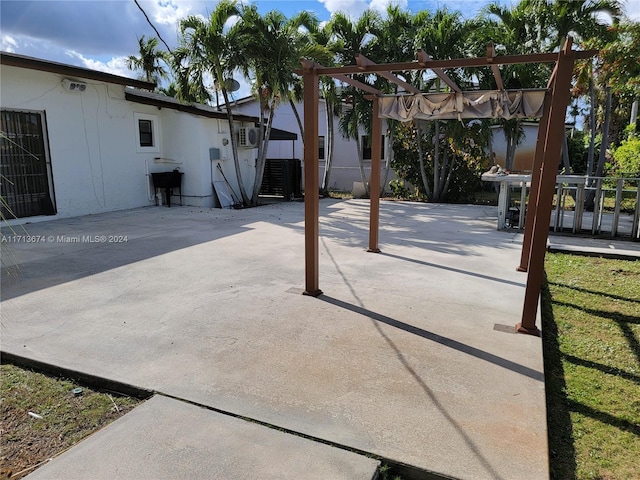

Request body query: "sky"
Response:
[2, 0, 640, 100]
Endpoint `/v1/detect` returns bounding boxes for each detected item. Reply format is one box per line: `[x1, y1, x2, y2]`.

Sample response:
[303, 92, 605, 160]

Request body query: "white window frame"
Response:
[134, 112, 161, 153]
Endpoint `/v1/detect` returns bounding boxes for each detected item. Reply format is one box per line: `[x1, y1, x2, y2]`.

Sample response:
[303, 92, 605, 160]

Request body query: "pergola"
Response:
[298, 38, 597, 336]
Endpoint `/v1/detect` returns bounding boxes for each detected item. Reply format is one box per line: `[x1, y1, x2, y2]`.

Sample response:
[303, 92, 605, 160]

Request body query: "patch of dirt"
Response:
[1, 364, 141, 479]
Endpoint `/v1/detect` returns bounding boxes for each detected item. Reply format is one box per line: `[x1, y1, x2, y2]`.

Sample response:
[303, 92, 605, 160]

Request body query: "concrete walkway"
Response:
[2, 200, 555, 479]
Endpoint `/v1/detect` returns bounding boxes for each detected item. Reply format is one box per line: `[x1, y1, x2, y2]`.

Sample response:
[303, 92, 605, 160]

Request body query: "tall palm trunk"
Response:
[322, 108, 335, 191]
[433, 120, 441, 200]
[222, 86, 250, 206]
[289, 98, 304, 144]
[586, 79, 596, 177]
[585, 86, 612, 211]
[380, 127, 393, 196]
[416, 121, 431, 200]
[356, 133, 369, 196]
[252, 95, 276, 206]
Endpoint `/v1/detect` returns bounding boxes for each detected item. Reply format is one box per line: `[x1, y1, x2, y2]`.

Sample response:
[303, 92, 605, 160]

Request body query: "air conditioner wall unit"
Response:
[237, 127, 260, 148]
[62, 79, 87, 92]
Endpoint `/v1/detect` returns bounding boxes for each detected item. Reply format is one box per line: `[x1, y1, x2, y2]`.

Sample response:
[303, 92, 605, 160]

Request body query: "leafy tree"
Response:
[126, 35, 168, 86]
[609, 136, 640, 176]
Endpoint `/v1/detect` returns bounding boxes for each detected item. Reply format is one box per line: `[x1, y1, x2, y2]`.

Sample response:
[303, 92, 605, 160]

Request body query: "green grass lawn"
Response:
[542, 253, 640, 480]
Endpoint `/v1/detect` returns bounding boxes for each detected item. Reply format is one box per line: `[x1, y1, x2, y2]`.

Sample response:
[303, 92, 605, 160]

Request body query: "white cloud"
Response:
[369, 0, 408, 15]
[145, 0, 206, 26]
[622, 0, 640, 21]
[66, 51, 134, 79]
[318, 0, 369, 17]
[319, 0, 409, 19]
[1, 34, 18, 53]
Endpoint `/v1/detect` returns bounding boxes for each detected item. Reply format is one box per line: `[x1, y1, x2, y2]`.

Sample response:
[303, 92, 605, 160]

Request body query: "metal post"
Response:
[498, 181, 509, 230]
[302, 62, 322, 297]
[592, 178, 602, 235]
[574, 183, 585, 233]
[518, 39, 576, 335]
[517, 91, 552, 272]
[612, 178, 623, 237]
[553, 183, 562, 231]
[633, 181, 640, 241]
[368, 97, 382, 253]
[519, 182, 527, 230]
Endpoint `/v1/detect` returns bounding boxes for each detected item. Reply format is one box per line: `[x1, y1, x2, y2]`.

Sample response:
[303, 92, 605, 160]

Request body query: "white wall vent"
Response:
[62, 79, 87, 92]
[237, 127, 260, 148]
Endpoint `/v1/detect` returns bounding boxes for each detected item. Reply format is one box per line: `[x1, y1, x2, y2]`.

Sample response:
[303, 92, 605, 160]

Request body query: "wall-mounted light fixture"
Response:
[61, 79, 87, 92]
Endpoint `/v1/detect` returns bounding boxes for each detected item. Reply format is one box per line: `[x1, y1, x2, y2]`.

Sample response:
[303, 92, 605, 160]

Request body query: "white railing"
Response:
[481, 173, 640, 241]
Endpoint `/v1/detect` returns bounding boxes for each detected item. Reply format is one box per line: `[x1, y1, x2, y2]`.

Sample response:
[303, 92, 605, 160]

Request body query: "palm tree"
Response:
[330, 10, 381, 195]
[369, 5, 418, 194]
[126, 35, 168, 86]
[546, 0, 622, 49]
[412, 9, 485, 201]
[235, 7, 329, 205]
[338, 89, 372, 195]
[173, 0, 251, 206]
[309, 21, 343, 193]
[475, 2, 549, 172]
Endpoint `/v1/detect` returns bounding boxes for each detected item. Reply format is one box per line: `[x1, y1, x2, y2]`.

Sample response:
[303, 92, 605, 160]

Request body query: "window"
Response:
[138, 119, 153, 147]
[318, 136, 325, 160]
[134, 113, 161, 153]
[361, 135, 385, 160]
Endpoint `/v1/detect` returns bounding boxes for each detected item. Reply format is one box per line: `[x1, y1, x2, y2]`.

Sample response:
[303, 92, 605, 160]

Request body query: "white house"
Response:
[0, 52, 262, 222]
[232, 96, 395, 193]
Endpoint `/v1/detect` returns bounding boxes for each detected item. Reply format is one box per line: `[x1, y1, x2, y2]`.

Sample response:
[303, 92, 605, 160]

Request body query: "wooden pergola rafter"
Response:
[299, 39, 597, 336]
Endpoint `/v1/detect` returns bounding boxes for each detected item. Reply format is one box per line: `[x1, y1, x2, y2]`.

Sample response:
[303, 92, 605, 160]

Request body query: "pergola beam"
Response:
[486, 44, 504, 91]
[356, 55, 422, 94]
[333, 73, 381, 95]
[417, 50, 462, 93]
[300, 50, 596, 76]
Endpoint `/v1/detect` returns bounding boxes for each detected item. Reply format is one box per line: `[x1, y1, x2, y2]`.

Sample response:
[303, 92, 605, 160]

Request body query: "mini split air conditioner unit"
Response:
[62, 79, 87, 92]
[237, 127, 260, 148]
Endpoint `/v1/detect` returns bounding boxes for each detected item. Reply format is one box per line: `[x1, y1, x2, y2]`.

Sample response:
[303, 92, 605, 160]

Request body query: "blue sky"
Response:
[2, 0, 639, 95]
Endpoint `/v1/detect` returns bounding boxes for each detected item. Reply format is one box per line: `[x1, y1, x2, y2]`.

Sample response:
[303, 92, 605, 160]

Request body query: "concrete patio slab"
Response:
[547, 233, 640, 260]
[2, 200, 547, 479]
[25, 395, 379, 480]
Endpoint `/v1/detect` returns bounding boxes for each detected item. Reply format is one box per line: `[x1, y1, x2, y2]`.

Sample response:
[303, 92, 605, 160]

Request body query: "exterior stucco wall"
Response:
[1, 65, 152, 218]
[158, 110, 257, 208]
[1, 65, 256, 219]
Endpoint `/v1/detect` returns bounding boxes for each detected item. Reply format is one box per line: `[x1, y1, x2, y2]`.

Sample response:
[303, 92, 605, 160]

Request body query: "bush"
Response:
[610, 136, 640, 176]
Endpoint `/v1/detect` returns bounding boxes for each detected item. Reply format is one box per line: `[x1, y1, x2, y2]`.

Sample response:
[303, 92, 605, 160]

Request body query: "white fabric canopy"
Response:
[378, 90, 547, 121]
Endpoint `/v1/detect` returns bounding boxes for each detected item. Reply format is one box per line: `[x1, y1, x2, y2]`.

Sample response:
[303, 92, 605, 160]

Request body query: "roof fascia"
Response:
[1, 52, 156, 90]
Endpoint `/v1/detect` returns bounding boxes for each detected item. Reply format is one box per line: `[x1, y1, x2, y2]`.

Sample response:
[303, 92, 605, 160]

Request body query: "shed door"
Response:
[1, 110, 56, 219]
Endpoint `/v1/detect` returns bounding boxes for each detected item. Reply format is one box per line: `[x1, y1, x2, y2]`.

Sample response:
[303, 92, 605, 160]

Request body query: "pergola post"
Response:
[517, 90, 552, 272]
[302, 62, 322, 297]
[518, 40, 575, 335]
[368, 96, 382, 253]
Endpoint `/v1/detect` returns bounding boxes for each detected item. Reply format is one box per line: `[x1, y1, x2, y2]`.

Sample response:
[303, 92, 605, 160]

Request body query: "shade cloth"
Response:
[378, 90, 547, 121]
